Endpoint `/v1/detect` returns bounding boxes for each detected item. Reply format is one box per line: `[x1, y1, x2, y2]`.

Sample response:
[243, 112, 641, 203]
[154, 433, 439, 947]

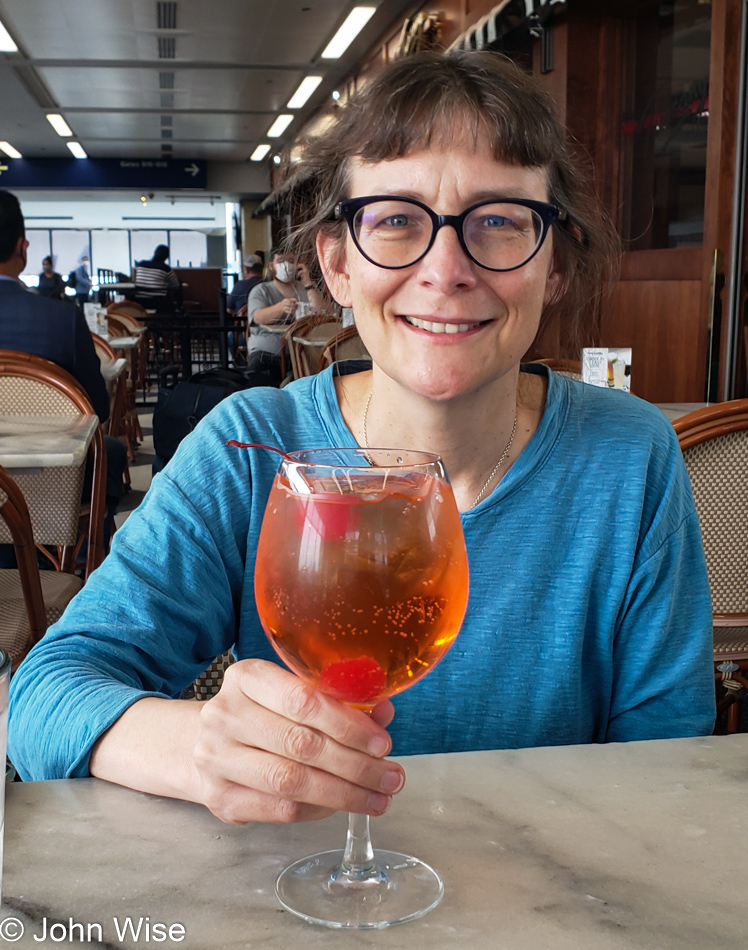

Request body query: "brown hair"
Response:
[285, 50, 620, 351]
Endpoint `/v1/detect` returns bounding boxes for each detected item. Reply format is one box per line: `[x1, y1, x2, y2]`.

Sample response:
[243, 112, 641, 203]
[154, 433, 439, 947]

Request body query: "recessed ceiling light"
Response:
[321, 7, 376, 59]
[273, 155, 281, 165]
[287, 76, 323, 109]
[250, 144, 271, 161]
[0, 142, 22, 159]
[0, 20, 18, 52]
[67, 142, 88, 159]
[332, 90, 341, 101]
[46, 114, 73, 137]
[267, 114, 294, 138]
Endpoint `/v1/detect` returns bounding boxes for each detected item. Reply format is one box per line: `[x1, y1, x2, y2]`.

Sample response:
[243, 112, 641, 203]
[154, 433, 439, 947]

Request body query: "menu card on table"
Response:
[582, 347, 632, 393]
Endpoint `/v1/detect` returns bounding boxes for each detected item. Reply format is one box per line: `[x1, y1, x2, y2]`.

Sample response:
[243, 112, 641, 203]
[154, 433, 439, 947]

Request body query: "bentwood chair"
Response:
[0, 350, 107, 581]
[91, 334, 132, 483]
[280, 313, 342, 381]
[319, 324, 370, 370]
[531, 358, 584, 381]
[0, 465, 83, 671]
[673, 399, 748, 732]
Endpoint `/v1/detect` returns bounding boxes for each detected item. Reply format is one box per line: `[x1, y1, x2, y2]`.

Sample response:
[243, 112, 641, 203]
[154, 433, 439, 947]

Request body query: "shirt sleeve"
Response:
[606, 510, 716, 741]
[7, 410, 251, 780]
[247, 283, 276, 326]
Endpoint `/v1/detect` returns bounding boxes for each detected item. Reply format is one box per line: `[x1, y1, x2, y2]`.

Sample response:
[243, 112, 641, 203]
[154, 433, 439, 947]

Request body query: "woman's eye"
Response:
[380, 214, 409, 228]
[482, 215, 512, 229]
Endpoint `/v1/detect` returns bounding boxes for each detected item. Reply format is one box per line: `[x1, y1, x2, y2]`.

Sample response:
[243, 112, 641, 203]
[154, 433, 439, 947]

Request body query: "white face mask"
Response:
[274, 261, 296, 283]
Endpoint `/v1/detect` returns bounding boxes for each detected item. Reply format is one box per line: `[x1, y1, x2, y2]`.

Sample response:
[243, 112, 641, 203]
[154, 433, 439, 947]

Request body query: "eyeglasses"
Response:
[334, 195, 566, 272]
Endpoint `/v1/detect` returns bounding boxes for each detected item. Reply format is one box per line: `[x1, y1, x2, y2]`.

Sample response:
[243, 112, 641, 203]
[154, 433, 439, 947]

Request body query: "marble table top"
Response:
[656, 402, 712, 423]
[2, 734, 746, 948]
[109, 335, 141, 350]
[0, 414, 98, 469]
[99, 357, 127, 384]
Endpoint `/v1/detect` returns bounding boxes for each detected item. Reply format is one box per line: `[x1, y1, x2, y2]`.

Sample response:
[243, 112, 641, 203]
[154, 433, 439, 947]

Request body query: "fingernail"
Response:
[380, 770, 404, 793]
[368, 735, 389, 757]
[367, 792, 391, 815]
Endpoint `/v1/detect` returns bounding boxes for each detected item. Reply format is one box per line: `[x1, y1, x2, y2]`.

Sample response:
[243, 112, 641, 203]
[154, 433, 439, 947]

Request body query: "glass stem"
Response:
[339, 812, 378, 882]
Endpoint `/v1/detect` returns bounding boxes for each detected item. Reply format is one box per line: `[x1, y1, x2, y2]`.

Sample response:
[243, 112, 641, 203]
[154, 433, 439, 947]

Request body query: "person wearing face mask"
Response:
[37, 256, 67, 301]
[245, 248, 327, 386]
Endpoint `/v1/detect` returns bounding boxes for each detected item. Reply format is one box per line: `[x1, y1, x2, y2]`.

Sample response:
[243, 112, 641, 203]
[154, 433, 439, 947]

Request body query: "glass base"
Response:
[275, 848, 444, 929]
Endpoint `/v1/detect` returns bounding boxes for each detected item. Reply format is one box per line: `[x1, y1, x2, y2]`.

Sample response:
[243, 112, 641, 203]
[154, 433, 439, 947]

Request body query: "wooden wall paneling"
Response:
[703, 0, 742, 398]
[173, 268, 223, 312]
[608, 275, 703, 403]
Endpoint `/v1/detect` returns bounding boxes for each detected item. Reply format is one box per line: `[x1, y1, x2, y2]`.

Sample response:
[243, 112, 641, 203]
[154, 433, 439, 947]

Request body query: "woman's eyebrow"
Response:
[352, 189, 545, 204]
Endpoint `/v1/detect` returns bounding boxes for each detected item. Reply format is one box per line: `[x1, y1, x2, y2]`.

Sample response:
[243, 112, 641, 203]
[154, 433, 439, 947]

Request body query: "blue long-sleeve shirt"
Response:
[8, 364, 715, 779]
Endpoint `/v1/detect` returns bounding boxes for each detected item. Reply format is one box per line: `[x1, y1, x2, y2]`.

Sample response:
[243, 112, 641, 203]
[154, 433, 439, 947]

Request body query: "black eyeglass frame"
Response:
[334, 195, 567, 272]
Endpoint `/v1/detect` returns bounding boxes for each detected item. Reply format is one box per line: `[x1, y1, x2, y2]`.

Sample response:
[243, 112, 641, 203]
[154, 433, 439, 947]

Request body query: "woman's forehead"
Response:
[347, 148, 551, 201]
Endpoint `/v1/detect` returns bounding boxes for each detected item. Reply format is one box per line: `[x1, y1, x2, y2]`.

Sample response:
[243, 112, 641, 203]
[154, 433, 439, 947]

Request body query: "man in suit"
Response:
[0, 189, 126, 559]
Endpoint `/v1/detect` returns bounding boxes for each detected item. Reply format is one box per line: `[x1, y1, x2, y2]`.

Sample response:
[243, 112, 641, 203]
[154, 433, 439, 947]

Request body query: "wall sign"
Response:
[0, 158, 207, 190]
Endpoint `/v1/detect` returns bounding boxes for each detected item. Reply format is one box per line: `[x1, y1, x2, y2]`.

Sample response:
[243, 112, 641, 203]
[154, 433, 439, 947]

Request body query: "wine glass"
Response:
[254, 447, 469, 929]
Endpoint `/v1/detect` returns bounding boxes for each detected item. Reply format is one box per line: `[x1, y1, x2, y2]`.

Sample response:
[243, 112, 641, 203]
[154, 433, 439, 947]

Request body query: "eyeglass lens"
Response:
[352, 200, 545, 270]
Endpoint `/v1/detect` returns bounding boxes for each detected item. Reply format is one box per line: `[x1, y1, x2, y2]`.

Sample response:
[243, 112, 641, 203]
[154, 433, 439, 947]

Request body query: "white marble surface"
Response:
[2, 735, 746, 948]
[656, 402, 712, 423]
[110, 335, 141, 350]
[99, 358, 127, 385]
[0, 415, 98, 469]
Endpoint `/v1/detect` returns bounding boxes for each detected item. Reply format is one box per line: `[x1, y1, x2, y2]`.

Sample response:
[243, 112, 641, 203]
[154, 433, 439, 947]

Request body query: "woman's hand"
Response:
[192, 659, 404, 824]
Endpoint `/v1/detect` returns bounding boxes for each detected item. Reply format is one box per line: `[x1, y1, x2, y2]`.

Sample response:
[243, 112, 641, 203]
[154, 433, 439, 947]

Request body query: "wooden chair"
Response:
[106, 300, 147, 321]
[673, 399, 748, 733]
[532, 358, 584, 381]
[319, 324, 370, 370]
[280, 313, 342, 380]
[91, 334, 132, 482]
[106, 314, 144, 447]
[0, 465, 83, 672]
[0, 350, 107, 581]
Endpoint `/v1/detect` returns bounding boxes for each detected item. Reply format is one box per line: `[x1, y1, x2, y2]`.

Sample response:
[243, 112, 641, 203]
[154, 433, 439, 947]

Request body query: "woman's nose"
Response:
[415, 223, 477, 293]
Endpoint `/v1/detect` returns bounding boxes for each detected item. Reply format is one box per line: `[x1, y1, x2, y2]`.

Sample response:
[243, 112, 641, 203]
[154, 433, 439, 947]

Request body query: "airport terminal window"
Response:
[131, 230, 168, 268]
[169, 230, 207, 268]
[620, 0, 711, 250]
[91, 230, 131, 281]
[51, 230, 91, 280]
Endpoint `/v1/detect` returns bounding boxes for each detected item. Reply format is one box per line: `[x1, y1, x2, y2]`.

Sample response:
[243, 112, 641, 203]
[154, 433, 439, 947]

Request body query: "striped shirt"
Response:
[134, 260, 181, 297]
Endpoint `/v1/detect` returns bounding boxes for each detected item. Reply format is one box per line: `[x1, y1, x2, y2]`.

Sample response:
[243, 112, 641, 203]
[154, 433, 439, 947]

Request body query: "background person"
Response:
[70, 253, 92, 310]
[37, 256, 67, 300]
[245, 248, 326, 386]
[8, 53, 714, 827]
[226, 254, 264, 315]
[132, 244, 183, 314]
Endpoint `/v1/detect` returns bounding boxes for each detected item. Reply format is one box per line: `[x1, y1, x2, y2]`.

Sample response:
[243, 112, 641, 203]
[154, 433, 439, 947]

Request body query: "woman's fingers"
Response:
[193, 659, 405, 824]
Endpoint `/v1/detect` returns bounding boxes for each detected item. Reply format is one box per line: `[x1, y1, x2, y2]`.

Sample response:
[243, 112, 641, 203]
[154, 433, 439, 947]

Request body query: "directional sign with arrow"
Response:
[0, 158, 207, 190]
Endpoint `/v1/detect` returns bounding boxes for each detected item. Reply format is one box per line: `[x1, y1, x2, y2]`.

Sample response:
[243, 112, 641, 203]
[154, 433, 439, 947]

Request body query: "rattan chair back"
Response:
[0, 465, 83, 671]
[319, 325, 370, 370]
[0, 350, 107, 580]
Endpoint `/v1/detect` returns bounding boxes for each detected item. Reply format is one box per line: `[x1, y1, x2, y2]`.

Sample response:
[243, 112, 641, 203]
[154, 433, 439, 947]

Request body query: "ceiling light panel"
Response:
[67, 142, 88, 159]
[321, 7, 376, 59]
[46, 113, 73, 137]
[0, 19, 17, 52]
[251, 144, 271, 161]
[0, 142, 22, 159]
[287, 76, 323, 109]
[267, 114, 293, 138]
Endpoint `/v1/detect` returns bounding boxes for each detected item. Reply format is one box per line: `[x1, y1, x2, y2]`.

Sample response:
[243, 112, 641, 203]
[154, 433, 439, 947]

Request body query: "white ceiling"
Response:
[0, 0, 417, 194]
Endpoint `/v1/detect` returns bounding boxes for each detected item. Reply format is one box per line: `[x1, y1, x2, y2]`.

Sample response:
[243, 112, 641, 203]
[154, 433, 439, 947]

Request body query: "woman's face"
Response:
[318, 138, 561, 403]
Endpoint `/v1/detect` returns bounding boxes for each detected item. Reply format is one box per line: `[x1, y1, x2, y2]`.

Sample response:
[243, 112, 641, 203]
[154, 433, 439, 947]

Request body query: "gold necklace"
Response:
[361, 390, 517, 509]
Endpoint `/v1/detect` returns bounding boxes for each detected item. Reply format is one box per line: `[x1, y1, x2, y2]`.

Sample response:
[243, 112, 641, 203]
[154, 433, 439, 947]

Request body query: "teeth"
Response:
[406, 316, 472, 333]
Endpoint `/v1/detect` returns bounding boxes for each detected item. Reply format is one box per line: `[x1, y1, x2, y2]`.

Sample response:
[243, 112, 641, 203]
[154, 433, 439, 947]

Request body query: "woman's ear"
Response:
[316, 230, 352, 307]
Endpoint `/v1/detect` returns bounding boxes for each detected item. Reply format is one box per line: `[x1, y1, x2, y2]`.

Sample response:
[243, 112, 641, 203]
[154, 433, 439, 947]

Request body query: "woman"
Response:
[8, 52, 714, 825]
[71, 253, 92, 309]
[37, 256, 67, 300]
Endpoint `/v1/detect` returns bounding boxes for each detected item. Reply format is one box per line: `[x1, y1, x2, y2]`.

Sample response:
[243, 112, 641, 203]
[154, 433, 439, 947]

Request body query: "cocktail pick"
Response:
[226, 440, 313, 494]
